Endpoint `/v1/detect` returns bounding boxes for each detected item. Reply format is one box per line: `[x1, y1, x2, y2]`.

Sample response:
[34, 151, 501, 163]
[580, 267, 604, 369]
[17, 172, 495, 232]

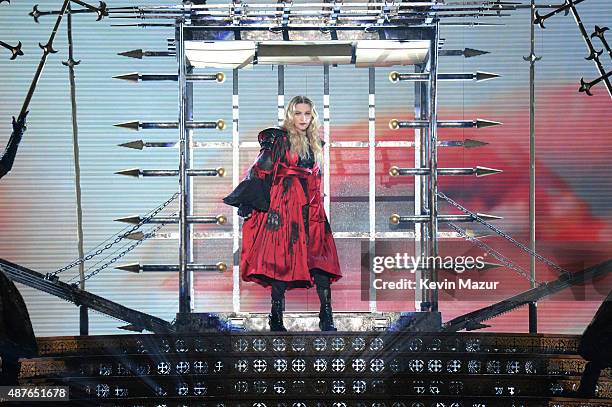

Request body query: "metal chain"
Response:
[447, 222, 542, 285]
[69, 218, 173, 283]
[438, 190, 570, 276]
[53, 192, 179, 276]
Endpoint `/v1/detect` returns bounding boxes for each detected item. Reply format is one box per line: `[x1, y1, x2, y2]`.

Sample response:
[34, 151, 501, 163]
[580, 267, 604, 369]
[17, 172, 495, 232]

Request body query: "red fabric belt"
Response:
[276, 165, 314, 178]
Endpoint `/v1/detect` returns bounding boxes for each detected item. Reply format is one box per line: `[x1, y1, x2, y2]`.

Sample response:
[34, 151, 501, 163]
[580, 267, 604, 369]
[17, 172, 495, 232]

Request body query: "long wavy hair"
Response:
[281, 96, 323, 167]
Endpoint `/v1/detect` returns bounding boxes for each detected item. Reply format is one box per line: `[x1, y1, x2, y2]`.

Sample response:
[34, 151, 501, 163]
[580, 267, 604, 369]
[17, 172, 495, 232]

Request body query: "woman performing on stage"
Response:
[224, 96, 342, 332]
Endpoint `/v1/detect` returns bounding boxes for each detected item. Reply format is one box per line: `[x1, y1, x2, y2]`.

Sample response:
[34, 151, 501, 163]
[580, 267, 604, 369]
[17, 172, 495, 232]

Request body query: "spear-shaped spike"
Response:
[118, 324, 144, 332]
[113, 72, 140, 82]
[118, 140, 177, 149]
[118, 49, 144, 59]
[475, 213, 503, 221]
[475, 166, 503, 176]
[476, 119, 503, 128]
[115, 168, 141, 177]
[463, 139, 489, 148]
[0, 40, 24, 60]
[118, 49, 175, 59]
[118, 140, 145, 150]
[475, 71, 500, 82]
[116, 263, 141, 273]
[115, 215, 142, 224]
[464, 47, 490, 58]
[439, 48, 490, 58]
[114, 120, 140, 131]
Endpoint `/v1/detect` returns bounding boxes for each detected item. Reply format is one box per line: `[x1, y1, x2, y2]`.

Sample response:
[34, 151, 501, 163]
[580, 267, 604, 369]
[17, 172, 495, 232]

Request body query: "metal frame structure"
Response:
[142, 1, 507, 324]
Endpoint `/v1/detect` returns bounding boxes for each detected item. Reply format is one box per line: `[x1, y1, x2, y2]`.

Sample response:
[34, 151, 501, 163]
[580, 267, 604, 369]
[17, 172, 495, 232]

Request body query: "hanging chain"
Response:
[68, 214, 176, 283]
[52, 192, 179, 277]
[438, 190, 570, 276]
[447, 222, 541, 285]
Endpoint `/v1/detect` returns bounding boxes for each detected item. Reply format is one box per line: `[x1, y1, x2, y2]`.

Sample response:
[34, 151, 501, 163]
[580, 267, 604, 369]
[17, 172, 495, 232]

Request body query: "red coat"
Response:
[224, 128, 342, 289]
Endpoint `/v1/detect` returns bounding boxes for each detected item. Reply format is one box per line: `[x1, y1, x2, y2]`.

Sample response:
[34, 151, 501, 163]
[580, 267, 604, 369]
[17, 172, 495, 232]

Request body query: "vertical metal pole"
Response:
[368, 67, 377, 313]
[427, 23, 440, 312]
[232, 69, 241, 313]
[64, 3, 88, 335]
[414, 63, 428, 312]
[528, 0, 538, 333]
[323, 65, 331, 216]
[178, 20, 193, 314]
[278, 65, 285, 127]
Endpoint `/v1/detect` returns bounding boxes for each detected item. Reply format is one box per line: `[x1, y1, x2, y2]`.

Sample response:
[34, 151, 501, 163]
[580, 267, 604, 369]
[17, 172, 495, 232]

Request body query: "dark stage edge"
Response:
[15, 332, 612, 407]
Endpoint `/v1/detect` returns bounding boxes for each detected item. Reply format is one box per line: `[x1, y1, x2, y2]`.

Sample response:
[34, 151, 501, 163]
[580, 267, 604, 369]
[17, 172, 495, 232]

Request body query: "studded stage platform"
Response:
[14, 332, 612, 407]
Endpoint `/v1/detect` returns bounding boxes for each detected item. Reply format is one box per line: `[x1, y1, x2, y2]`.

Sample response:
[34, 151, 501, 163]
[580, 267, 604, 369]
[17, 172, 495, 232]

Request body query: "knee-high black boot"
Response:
[269, 280, 288, 332]
[312, 269, 337, 331]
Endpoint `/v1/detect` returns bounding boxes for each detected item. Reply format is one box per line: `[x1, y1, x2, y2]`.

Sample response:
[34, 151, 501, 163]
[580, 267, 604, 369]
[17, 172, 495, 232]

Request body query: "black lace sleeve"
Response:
[222, 128, 285, 212]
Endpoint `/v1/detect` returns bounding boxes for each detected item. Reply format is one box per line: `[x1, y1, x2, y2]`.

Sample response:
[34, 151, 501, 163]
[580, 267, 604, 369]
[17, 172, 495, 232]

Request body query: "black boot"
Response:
[317, 287, 337, 331]
[269, 298, 287, 332]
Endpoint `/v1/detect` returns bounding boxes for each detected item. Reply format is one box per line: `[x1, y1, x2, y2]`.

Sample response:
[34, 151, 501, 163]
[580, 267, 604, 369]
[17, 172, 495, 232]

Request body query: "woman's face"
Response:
[292, 103, 313, 133]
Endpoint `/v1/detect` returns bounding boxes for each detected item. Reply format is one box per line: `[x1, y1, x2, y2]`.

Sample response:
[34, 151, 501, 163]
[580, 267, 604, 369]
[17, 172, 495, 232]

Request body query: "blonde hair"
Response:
[281, 96, 323, 167]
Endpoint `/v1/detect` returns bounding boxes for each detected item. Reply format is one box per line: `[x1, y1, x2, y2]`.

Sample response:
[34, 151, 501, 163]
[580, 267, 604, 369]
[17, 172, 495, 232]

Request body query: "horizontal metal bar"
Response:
[126, 230, 470, 241]
[390, 213, 502, 224]
[116, 263, 227, 273]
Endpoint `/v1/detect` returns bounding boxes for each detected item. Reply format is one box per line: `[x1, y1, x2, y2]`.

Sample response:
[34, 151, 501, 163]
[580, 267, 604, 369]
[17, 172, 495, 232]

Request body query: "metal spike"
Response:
[114, 120, 140, 130]
[463, 139, 489, 148]
[115, 263, 141, 273]
[118, 49, 143, 59]
[118, 49, 175, 59]
[476, 119, 503, 128]
[440, 48, 491, 59]
[475, 166, 503, 176]
[113, 72, 140, 82]
[475, 71, 500, 81]
[475, 213, 503, 221]
[118, 140, 145, 150]
[114, 215, 142, 224]
[115, 168, 141, 177]
[463, 47, 490, 58]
